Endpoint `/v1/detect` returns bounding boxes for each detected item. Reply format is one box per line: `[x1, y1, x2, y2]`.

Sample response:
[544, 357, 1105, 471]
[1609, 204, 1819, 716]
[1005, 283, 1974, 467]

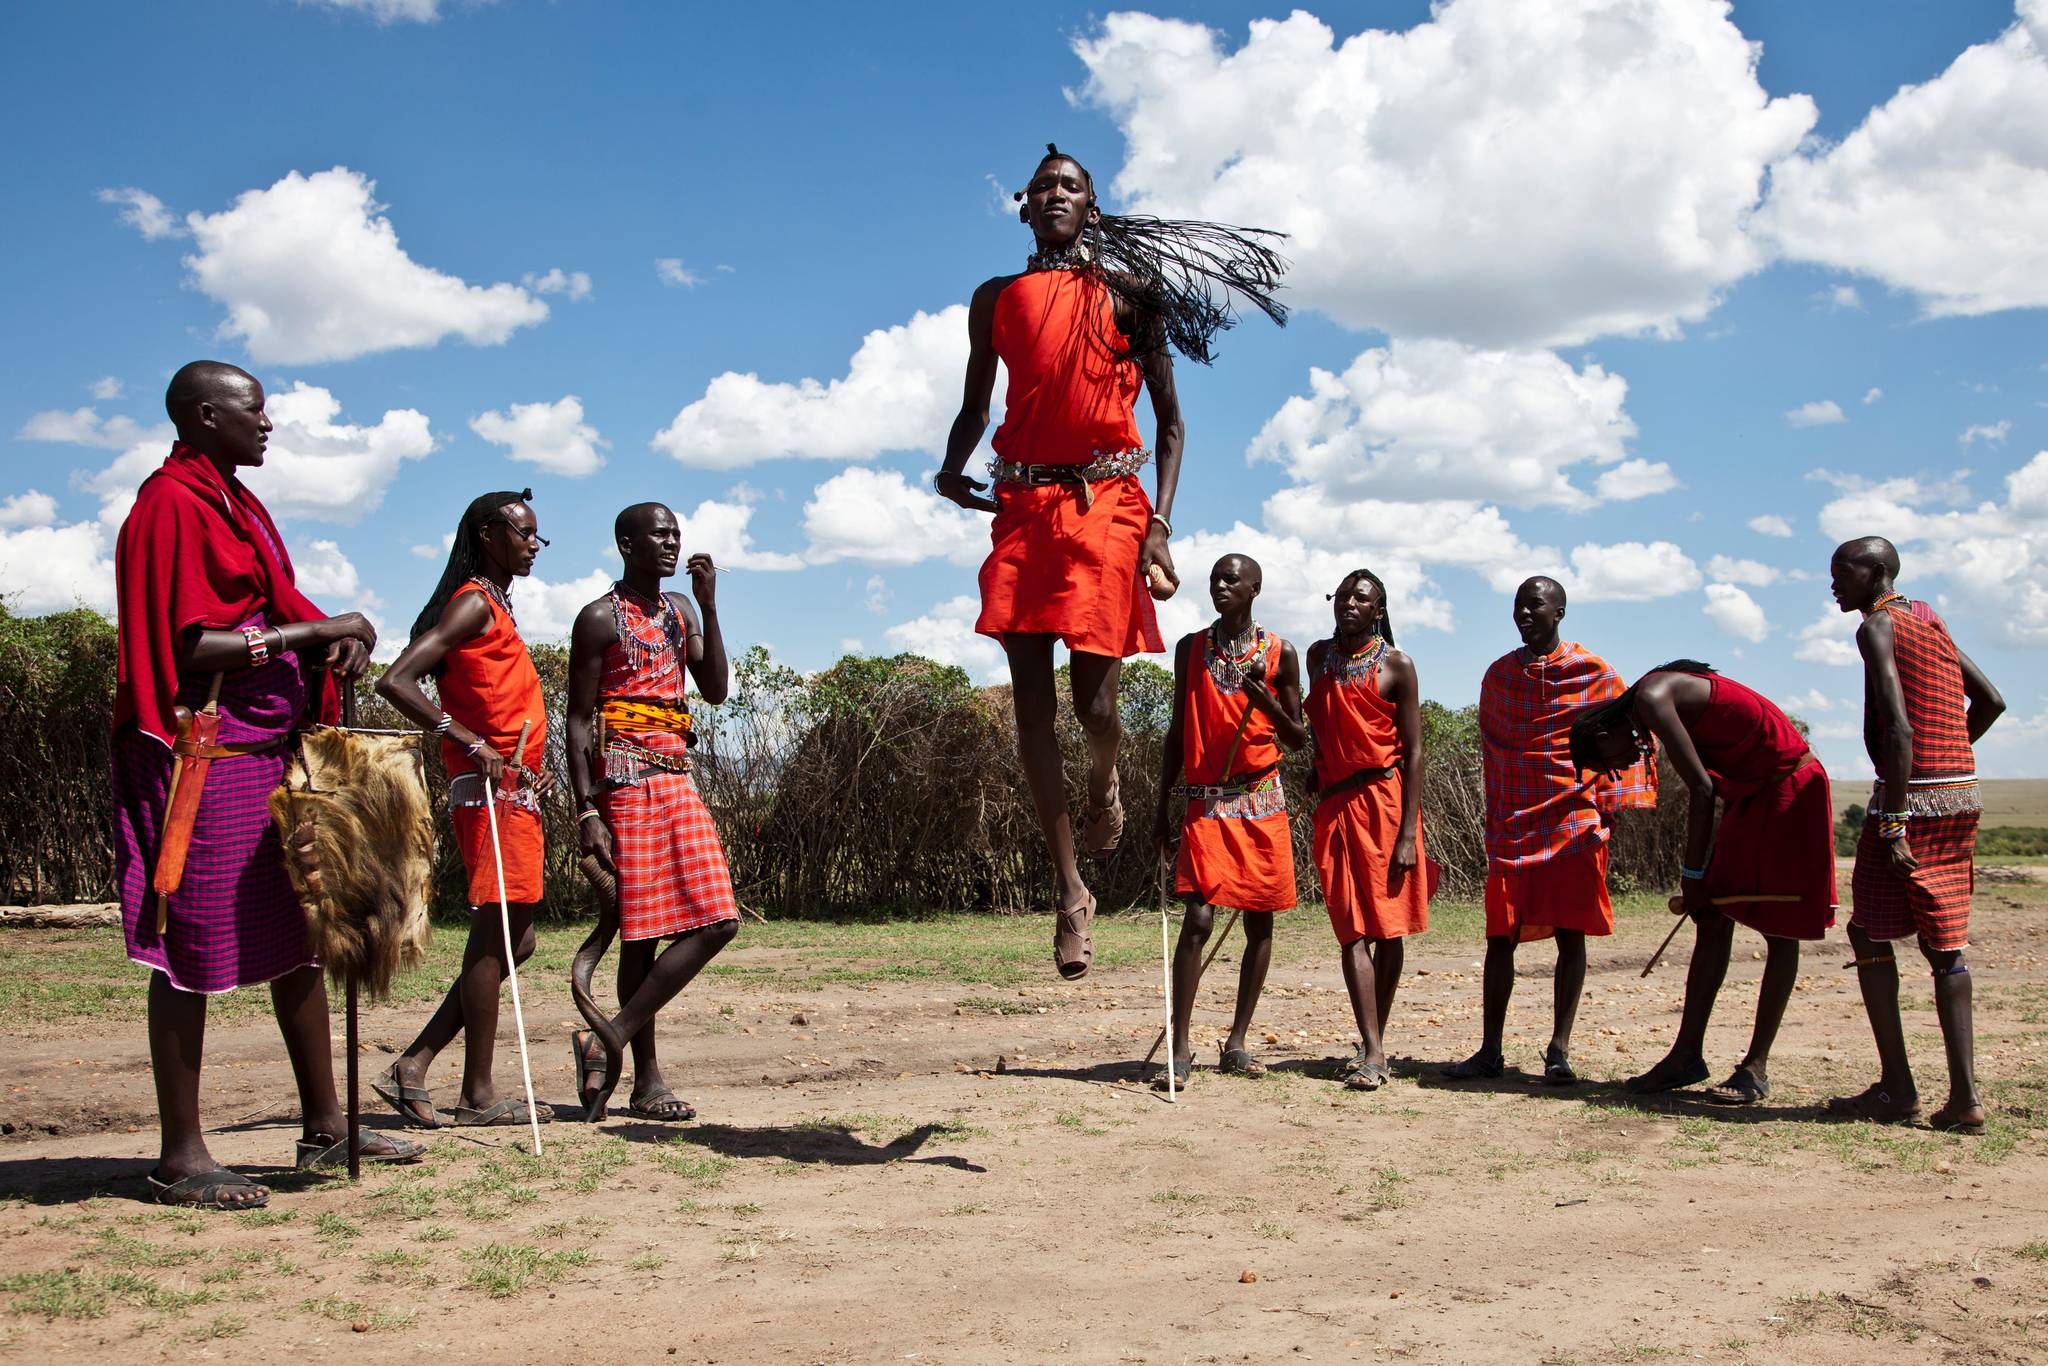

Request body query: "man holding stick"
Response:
[1823, 537, 2003, 1132]
[1445, 577, 1654, 1085]
[112, 361, 422, 1209]
[566, 503, 739, 1123]
[1570, 662, 1835, 1104]
[1151, 555, 1306, 1089]
[375, 490, 550, 1128]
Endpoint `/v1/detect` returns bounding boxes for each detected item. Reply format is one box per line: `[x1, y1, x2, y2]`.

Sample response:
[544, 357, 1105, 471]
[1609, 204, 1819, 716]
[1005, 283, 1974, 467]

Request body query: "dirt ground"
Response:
[1, 888, 2045, 1365]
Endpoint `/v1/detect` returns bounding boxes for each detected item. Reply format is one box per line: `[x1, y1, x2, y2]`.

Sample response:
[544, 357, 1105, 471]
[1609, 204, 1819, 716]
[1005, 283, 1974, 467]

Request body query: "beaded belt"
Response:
[991, 448, 1151, 511]
[601, 734, 692, 790]
[448, 770, 541, 814]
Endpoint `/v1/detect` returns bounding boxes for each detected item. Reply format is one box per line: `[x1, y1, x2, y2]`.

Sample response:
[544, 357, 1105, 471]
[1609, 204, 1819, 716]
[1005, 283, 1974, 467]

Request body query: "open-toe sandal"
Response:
[147, 1168, 269, 1210]
[1701, 1068, 1769, 1106]
[1219, 1046, 1268, 1078]
[445, 1097, 545, 1128]
[1821, 1086, 1921, 1124]
[370, 1060, 439, 1129]
[624, 1086, 697, 1122]
[1151, 1056, 1193, 1092]
[1082, 777, 1125, 857]
[296, 1132, 425, 1171]
[1929, 1104, 1987, 1136]
[1053, 892, 1096, 981]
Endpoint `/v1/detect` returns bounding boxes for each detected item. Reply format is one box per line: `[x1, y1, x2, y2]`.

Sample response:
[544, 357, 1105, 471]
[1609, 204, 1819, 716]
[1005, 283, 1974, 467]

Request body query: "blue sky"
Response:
[3, 0, 2045, 780]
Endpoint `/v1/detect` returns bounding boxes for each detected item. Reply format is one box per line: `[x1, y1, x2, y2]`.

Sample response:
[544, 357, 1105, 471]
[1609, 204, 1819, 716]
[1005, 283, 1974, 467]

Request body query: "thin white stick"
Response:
[1160, 896, 1176, 1104]
[482, 776, 544, 1157]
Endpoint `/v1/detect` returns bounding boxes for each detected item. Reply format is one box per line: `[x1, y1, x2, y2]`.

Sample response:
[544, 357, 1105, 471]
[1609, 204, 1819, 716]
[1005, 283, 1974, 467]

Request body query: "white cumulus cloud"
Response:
[1595, 458, 1679, 502]
[1701, 582, 1769, 642]
[1748, 513, 1794, 538]
[667, 494, 804, 572]
[509, 569, 615, 645]
[145, 167, 549, 364]
[1151, 523, 1454, 648]
[652, 306, 971, 469]
[297, 0, 495, 22]
[884, 594, 1008, 680]
[470, 396, 608, 477]
[1073, 0, 1814, 347]
[1705, 555, 1782, 587]
[1552, 540, 1702, 603]
[1795, 603, 1861, 666]
[1760, 5, 2048, 319]
[801, 467, 986, 566]
[1784, 399, 1846, 428]
[1248, 339, 1641, 512]
[89, 377, 123, 401]
[655, 259, 704, 288]
[0, 492, 113, 616]
[16, 407, 165, 450]
[1863, 387, 1884, 405]
[521, 268, 591, 301]
[97, 187, 180, 240]
[1960, 420, 2012, 446]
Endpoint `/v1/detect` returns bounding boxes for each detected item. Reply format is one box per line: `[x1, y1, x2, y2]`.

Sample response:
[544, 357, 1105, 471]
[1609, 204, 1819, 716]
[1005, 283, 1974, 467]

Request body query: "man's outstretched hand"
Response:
[935, 470, 1000, 514]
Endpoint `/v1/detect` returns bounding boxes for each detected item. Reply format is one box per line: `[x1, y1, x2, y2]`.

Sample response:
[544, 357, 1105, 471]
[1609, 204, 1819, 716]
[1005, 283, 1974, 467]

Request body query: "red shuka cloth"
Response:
[1668, 671, 1838, 941]
[974, 269, 1161, 658]
[114, 444, 336, 746]
[1172, 628, 1296, 913]
[1306, 649, 1430, 945]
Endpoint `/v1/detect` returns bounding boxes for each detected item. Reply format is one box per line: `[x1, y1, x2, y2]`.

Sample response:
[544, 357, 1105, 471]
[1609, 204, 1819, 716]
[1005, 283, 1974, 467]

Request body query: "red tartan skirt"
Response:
[1851, 811, 1977, 952]
[1485, 843, 1613, 941]
[596, 748, 739, 942]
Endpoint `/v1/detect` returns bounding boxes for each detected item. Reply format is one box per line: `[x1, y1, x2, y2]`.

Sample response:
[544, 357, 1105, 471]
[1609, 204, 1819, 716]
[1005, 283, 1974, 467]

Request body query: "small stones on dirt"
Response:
[994, 1056, 1008, 1074]
[790, 1012, 808, 1026]
[1239, 1269, 1258, 1283]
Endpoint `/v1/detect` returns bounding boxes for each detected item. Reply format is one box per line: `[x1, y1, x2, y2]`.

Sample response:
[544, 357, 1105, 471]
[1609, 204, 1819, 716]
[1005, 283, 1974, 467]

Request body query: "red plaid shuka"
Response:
[1853, 597, 1980, 951]
[596, 586, 739, 942]
[1480, 643, 1655, 871]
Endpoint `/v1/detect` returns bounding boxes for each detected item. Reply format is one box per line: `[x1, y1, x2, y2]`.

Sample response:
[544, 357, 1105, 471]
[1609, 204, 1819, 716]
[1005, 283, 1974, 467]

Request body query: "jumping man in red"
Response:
[1825, 537, 2003, 1133]
[567, 503, 740, 1123]
[1152, 555, 1305, 1089]
[1572, 662, 1836, 1104]
[1306, 569, 1431, 1093]
[936, 144, 1286, 981]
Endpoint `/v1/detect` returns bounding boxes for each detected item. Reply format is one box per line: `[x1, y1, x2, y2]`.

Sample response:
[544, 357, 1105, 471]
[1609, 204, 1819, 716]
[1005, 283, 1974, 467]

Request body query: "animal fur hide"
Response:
[270, 726, 434, 998]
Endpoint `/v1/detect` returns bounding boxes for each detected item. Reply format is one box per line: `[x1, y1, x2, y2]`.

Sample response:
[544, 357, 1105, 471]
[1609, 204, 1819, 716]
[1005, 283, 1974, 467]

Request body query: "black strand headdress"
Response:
[1020, 144, 1289, 366]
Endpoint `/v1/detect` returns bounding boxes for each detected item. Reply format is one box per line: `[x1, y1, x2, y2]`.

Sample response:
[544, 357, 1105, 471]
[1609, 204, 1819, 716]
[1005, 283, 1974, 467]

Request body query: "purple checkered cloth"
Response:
[113, 612, 316, 994]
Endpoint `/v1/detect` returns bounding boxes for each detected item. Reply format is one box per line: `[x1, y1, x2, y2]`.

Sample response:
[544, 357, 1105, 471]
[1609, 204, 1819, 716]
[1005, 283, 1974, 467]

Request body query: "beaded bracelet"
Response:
[430, 711, 454, 735]
[1150, 513, 1173, 537]
[241, 626, 270, 667]
[1679, 864, 1708, 881]
[578, 809, 604, 824]
[464, 737, 486, 758]
[1875, 810, 1909, 841]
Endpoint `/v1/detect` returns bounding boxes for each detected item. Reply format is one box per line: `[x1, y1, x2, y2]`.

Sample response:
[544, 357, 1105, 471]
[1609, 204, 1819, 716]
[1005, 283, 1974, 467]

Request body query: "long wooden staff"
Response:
[1642, 893, 1801, 978]
[483, 721, 544, 1154]
[1142, 663, 1261, 1069]
[339, 682, 362, 1181]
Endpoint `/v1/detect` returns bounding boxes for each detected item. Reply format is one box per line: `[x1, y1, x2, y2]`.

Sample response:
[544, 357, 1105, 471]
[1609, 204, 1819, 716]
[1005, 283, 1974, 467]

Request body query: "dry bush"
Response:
[0, 612, 1688, 916]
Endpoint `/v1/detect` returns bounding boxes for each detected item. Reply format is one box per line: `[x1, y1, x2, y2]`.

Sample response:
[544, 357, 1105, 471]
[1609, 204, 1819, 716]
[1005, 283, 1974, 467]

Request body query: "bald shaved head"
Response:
[1832, 536, 1900, 578]
[165, 361, 257, 432]
[614, 501, 673, 544]
[1518, 575, 1567, 609]
[1213, 553, 1262, 589]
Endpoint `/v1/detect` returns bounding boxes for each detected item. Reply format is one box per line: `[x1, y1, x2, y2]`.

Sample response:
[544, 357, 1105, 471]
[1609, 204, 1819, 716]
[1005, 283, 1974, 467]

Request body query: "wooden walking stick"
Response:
[483, 720, 544, 1155]
[339, 682, 361, 1181]
[1642, 893, 1801, 978]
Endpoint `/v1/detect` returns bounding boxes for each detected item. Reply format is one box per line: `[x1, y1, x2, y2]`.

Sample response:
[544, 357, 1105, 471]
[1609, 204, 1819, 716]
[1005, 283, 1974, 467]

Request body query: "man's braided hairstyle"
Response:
[1329, 567, 1396, 646]
[1568, 659, 1717, 772]
[1018, 144, 1289, 366]
[408, 488, 534, 677]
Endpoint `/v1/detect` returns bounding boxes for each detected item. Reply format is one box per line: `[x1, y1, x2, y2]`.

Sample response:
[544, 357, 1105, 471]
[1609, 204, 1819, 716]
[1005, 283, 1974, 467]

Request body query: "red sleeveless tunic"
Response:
[974, 269, 1161, 658]
[1173, 627, 1295, 913]
[438, 580, 547, 905]
[1306, 644, 1429, 944]
[1662, 670, 1836, 940]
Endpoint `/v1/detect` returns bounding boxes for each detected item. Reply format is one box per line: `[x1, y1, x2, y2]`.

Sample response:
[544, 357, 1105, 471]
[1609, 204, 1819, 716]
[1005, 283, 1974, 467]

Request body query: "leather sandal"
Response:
[1053, 891, 1096, 981]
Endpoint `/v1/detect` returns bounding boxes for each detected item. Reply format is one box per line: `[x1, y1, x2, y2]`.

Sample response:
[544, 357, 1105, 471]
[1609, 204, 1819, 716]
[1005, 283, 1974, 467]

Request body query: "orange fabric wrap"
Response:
[1306, 654, 1429, 944]
[437, 583, 547, 778]
[1484, 843, 1613, 941]
[1173, 630, 1295, 913]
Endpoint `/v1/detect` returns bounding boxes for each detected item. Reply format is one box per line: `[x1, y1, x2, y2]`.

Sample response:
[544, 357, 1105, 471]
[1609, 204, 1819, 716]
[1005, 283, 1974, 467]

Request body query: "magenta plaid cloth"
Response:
[113, 613, 315, 994]
[1480, 642, 1656, 871]
[596, 729, 739, 942]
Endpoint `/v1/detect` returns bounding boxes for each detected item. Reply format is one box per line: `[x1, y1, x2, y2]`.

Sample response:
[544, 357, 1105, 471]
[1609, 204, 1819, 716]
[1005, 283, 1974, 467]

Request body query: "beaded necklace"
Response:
[1865, 590, 1907, 617]
[468, 574, 516, 626]
[1321, 631, 1388, 684]
[1026, 237, 1093, 273]
[1205, 621, 1268, 692]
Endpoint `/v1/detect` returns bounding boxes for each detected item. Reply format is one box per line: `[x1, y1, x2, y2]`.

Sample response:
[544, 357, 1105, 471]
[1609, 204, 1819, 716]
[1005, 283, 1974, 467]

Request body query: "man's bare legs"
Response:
[1165, 905, 1273, 1078]
[1070, 650, 1124, 841]
[1828, 923, 1923, 1120]
[391, 904, 539, 1117]
[585, 919, 740, 1118]
[1341, 937, 1406, 1075]
[617, 938, 694, 1114]
[1446, 931, 1583, 1080]
[152, 963, 403, 1204]
[1005, 635, 1087, 911]
[1926, 943, 1983, 1130]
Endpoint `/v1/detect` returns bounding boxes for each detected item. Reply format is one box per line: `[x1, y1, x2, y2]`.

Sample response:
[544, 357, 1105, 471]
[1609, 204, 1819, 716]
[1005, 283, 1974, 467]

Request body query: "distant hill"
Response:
[1832, 778, 2048, 829]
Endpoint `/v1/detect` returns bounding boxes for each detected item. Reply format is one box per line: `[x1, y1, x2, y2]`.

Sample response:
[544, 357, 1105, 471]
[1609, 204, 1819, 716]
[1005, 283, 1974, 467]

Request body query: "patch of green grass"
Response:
[1774, 1292, 1914, 1342]
[653, 1138, 736, 1185]
[1254, 1220, 1295, 1241]
[954, 996, 1023, 1015]
[461, 1244, 591, 1298]
[300, 1295, 417, 1331]
[945, 1203, 989, 1216]
[82, 1227, 200, 1269]
[203, 1313, 248, 1339]
[1, 1270, 108, 1320]
[626, 1252, 667, 1272]
[729, 1202, 764, 1217]
[2016, 1241, 2048, 1261]
[1054, 1108, 1110, 1136]
[566, 1137, 635, 1194]
[1149, 1189, 1204, 1208]
[102, 1271, 218, 1315]
[235, 1207, 296, 1227]
[313, 1211, 362, 1243]
[1370, 1167, 1410, 1211]
[414, 1224, 455, 1244]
